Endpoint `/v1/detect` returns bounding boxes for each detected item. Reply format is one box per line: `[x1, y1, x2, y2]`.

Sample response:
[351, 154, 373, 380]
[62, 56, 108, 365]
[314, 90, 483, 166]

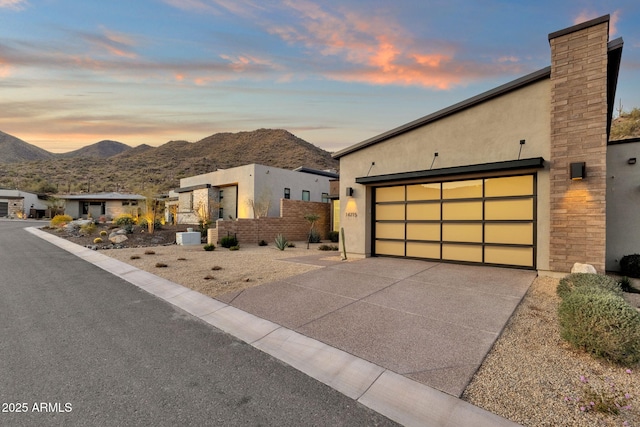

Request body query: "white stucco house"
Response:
[0, 189, 49, 218]
[167, 163, 338, 225]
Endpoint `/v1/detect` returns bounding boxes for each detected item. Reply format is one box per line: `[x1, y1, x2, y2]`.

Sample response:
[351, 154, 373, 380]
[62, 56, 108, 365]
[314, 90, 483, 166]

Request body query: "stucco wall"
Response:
[338, 79, 552, 269]
[177, 164, 333, 223]
[606, 140, 640, 271]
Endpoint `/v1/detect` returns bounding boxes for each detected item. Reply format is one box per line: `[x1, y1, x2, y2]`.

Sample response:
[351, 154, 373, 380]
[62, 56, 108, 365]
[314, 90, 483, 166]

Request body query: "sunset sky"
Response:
[1, 1, 639, 153]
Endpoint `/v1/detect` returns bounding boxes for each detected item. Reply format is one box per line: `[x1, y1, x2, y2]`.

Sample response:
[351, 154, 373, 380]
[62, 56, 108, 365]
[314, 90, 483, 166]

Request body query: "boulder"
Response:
[109, 234, 128, 244]
[571, 262, 597, 274]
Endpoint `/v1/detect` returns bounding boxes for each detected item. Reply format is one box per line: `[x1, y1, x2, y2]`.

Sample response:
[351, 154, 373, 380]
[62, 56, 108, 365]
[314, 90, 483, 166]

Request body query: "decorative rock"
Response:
[109, 234, 128, 244]
[571, 262, 597, 274]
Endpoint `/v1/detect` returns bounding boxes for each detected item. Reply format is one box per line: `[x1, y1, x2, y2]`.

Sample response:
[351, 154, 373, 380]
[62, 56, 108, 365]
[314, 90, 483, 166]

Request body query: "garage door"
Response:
[0, 202, 7, 217]
[374, 174, 535, 268]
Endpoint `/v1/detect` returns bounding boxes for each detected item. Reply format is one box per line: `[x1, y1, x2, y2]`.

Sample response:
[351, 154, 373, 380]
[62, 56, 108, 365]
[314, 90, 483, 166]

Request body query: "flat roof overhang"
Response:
[356, 157, 545, 185]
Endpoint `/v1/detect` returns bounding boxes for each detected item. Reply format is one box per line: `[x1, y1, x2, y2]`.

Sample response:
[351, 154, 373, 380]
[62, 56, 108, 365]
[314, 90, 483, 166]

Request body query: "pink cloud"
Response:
[0, 0, 28, 11]
[574, 9, 620, 36]
[262, 0, 513, 89]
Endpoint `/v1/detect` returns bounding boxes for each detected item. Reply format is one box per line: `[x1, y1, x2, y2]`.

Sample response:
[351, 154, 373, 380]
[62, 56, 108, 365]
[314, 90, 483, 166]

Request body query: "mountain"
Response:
[0, 129, 339, 194]
[0, 130, 55, 163]
[58, 140, 131, 159]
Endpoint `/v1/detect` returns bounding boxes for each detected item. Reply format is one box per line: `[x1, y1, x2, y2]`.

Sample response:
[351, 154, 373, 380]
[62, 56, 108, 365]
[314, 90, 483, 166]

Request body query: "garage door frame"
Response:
[359, 158, 545, 270]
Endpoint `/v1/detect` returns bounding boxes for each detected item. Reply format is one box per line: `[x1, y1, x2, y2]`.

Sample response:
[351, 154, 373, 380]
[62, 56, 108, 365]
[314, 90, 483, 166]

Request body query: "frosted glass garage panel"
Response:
[442, 201, 482, 220]
[376, 186, 405, 202]
[407, 242, 440, 259]
[442, 180, 482, 199]
[376, 222, 405, 239]
[485, 246, 533, 267]
[485, 199, 533, 220]
[376, 204, 405, 221]
[407, 184, 440, 201]
[406, 223, 440, 241]
[376, 240, 405, 256]
[442, 244, 482, 263]
[485, 223, 533, 245]
[485, 175, 533, 197]
[442, 224, 482, 243]
[406, 203, 440, 220]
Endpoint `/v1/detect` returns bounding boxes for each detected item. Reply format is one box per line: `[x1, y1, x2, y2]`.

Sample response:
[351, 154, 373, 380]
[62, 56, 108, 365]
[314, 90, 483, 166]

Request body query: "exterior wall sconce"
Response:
[346, 187, 354, 197]
[570, 162, 586, 180]
[628, 158, 637, 165]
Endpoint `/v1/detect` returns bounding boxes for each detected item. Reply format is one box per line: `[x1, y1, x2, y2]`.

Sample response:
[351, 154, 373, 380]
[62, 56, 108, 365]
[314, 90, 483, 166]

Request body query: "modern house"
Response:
[168, 163, 338, 225]
[56, 192, 146, 219]
[333, 15, 634, 274]
[0, 189, 49, 218]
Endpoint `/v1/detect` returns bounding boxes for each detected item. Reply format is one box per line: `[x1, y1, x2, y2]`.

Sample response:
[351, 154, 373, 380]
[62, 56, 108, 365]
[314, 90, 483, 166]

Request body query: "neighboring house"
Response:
[333, 15, 632, 274]
[57, 192, 146, 219]
[0, 189, 49, 218]
[170, 163, 338, 225]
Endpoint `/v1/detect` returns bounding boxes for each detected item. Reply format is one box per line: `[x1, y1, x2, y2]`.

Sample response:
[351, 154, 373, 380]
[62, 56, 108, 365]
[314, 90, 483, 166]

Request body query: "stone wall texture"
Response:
[549, 18, 609, 272]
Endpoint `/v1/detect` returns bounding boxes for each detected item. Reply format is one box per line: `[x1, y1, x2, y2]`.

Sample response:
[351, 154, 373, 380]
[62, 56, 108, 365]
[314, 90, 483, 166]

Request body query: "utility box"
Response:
[176, 231, 201, 245]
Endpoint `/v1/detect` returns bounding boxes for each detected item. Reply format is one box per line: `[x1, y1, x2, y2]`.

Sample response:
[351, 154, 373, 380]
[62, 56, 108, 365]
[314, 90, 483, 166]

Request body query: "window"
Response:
[218, 208, 224, 219]
[302, 190, 310, 201]
[219, 189, 224, 201]
[284, 188, 290, 199]
[322, 192, 329, 203]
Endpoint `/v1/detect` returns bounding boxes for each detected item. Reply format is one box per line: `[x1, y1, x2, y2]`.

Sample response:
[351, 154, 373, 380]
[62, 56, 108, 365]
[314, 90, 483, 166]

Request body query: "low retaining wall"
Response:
[208, 199, 330, 245]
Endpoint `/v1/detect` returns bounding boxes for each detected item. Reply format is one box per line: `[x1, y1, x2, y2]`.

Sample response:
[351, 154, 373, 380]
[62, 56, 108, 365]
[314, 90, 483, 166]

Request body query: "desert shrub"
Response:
[80, 223, 96, 235]
[93, 237, 103, 244]
[123, 224, 134, 234]
[620, 254, 640, 279]
[258, 240, 268, 246]
[318, 244, 339, 251]
[287, 242, 296, 248]
[130, 255, 140, 260]
[203, 244, 215, 251]
[229, 245, 240, 251]
[144, 249, 156, 255]
[220, 235, 238, 248]
[155, 262, 168, 268]
[50, 214, 73, 228]
[114, 214, 135, 226]
[138, 217, 162, 230]
[100, 230, 108, 236]
[274, 234, 288, 251]
[308, 230, 322, 243]
[328, 231, 339, 243]
[211, 266, 222, 270]
[557, 273, 622, 300]
[558, 290, 640, 365]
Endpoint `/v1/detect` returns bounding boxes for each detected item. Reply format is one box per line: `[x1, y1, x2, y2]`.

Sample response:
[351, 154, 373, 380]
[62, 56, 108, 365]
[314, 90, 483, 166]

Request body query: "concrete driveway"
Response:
[216, 256, 536, 397]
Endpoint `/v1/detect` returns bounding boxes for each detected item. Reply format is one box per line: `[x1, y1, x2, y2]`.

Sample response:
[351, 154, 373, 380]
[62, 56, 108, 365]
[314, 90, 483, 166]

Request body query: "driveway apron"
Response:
[218, 256, 536, 397]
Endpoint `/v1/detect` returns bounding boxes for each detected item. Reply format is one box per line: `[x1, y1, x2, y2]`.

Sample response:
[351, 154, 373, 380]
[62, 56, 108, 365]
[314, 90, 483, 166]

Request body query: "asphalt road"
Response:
[0, 220, 396, 426]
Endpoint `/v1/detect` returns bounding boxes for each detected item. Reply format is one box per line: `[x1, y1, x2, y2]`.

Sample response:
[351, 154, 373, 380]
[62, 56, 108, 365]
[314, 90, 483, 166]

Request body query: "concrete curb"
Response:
[26, 227, 521, 427]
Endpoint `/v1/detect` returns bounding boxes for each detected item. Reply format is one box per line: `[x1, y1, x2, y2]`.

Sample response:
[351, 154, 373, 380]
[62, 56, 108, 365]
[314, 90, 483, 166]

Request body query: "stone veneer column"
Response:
[548, 16, 610, 273]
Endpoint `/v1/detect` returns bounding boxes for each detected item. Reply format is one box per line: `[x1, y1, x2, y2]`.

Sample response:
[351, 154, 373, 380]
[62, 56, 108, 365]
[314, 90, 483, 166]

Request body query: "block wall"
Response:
[208, 199, 330, 244]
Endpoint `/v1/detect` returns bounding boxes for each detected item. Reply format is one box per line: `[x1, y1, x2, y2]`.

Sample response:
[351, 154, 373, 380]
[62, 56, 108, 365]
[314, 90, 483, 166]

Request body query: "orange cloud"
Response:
[264, 0, 475, 89]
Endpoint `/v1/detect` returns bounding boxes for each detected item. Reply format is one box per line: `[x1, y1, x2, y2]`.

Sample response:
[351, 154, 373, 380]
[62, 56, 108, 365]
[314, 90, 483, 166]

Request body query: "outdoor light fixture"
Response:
[628, 158, 637, 165]
[346, 187, 354, 197]
[570, 162, 586, 180]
